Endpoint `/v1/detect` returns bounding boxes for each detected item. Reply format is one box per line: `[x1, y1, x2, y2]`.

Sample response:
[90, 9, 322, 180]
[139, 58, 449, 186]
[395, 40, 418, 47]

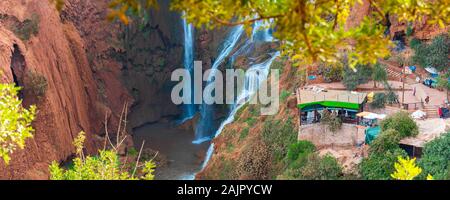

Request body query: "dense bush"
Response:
[419, 133, 450, 180]
[13, 14, 40, 41]
[321, 110, 342, 132]
[280, 90, 291, 102]
[369, 129, 401, 154]
[49, 132, 156, 180]
[299, 154, 343, 180]
[0, 84, 36, 164]
[262, 118, 297, 162]
[370, 92, 387, 109]
[360, 148, 408, 180]
[409, 38, 421, 49]
[287, 140, 316, 162]
[280, 153, 343, 180]
[24, 71, 48, 98]
[371, 63, 387, 88]
[380, 111, 418, 138]
[386, 89, 399, 104]
[412, 34, 449, 71]
[236, 139, 271, 179]
[342, 64, 372, 91]
[318, 63, 343, 83]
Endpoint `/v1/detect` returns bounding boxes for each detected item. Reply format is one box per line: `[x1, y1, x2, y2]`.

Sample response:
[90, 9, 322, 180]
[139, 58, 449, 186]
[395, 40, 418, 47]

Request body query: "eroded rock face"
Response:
[0, 0, 131, 179]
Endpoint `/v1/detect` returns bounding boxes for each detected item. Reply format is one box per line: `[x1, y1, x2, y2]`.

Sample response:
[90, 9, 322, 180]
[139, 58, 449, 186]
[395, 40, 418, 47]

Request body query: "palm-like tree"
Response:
[372, 63, 388, 88]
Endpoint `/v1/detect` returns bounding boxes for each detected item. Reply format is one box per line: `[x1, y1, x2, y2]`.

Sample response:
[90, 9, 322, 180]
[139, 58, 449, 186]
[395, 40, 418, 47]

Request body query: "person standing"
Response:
[425, 96, 430, 104]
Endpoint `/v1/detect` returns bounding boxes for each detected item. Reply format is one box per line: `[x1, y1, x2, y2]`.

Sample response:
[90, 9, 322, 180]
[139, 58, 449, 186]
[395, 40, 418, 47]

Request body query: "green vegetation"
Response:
[380, 111, 419, 138]
[419, 133, 450, 180]
[360, 148, 408, 180]
[405, 24, 413, 36]
[244, 117, 257, 126]
[318, 63, 343, 83]
[279, 153, 343, 180]
[320, 109, 342, 132]
[270, 59, 285, 74]
[236, 139, 271, 179]
[24, 71, 48, 99]
[0, 84, 36, 164]
[360, 111, 422, 180]
[370, 92, 387, 109]
[371, 62, 387, 88]
[49, 132, 156, 180]
[369, 129, 401, 154]
[342, 64, 372, 91]
[53, 0, 449, 68]
[280, 90, 291, 102]
[409, 38, 421, 49]
[13, 14, 40, 41]
[262, 118, 298, 162]
[412, 34, 449, 71]
[239, 127, 249, 141]
[286, 140, 315, 162]
[436, 73, 450, 92]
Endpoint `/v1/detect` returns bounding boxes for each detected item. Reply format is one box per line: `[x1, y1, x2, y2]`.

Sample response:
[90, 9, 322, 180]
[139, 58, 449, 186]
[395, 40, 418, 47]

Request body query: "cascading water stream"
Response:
[179, 16, 196, 123]
[193, 25, 245, 144]
[197, 21, 279, 174]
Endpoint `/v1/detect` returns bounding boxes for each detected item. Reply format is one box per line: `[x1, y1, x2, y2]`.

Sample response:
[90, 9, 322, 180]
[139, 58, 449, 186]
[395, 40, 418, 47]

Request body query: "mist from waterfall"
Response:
[179, 16, 196, 123]
[193, 25, 245, 144]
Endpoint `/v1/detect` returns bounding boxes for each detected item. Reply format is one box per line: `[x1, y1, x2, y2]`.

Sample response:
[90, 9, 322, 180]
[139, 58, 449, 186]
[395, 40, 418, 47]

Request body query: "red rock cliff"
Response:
[0, 0, 130, 179]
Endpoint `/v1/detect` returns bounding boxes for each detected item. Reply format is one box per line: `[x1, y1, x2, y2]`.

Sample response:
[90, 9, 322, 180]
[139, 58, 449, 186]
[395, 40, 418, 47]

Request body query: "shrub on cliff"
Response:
[279, 153, 343, 180]
[0, 83, 36, 164]
[236, 139, 271, 179]
[262, 118, 297, 162]
[12, 14, 40, 41]
[24, 71, 48, 99]
[287, 140, 315, 162]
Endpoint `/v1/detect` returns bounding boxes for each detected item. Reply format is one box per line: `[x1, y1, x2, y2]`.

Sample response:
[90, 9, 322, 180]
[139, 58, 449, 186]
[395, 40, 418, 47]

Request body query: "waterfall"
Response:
[198, 22, 279, 172]
[179, 16, 196, 123]
[193, 25, 245, 144]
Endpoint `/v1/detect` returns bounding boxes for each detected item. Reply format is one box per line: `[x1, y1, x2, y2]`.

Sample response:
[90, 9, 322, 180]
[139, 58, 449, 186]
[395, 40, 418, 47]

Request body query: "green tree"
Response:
[412, 34, 449, 71]
[281, 153, 343, 180]
[49, 132, 156, 180]
[380, 111, 418, 138]
[370, 92, 387, 109]
[419, 133, 450, 180]
[436, 72, 450, 101]
[0, 83, 36, 164]
[371, 62, 387, 88]
[369, 129, 401, 154]
[360, 148, 408, 180]
[321, 109, 343, 132]
[287, 140, 315, 162]
[52, 0, 449, 68]
[342, 64, 372, 91]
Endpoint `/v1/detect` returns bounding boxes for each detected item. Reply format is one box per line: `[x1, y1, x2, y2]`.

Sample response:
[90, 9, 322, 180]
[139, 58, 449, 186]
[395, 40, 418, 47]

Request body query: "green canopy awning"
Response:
[298, 101, 361, 111]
